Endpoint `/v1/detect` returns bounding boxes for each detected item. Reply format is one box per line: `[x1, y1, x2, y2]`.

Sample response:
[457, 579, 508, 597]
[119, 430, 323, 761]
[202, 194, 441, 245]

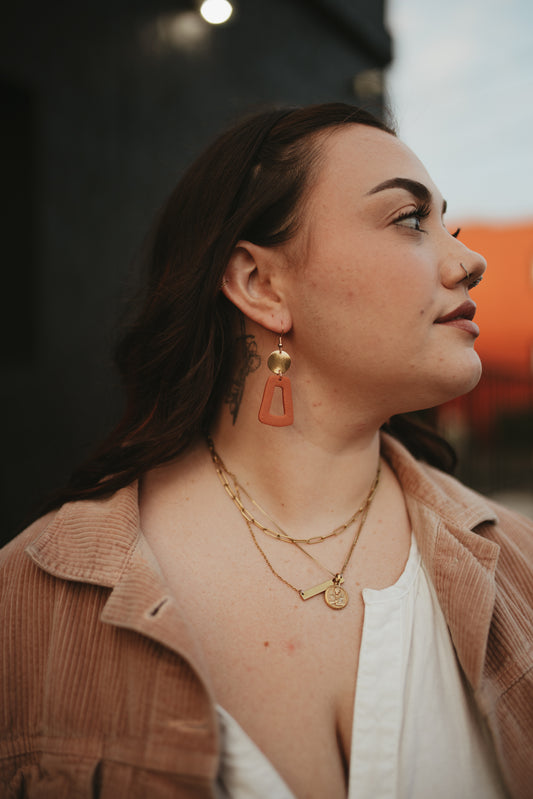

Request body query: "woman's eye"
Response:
[395, 213, 425, 231]
[393, 201, 431, 233]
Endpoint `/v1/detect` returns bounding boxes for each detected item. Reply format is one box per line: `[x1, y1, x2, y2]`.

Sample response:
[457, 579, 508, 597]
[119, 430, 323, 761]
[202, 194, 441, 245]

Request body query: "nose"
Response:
[442, 243, 487, 289]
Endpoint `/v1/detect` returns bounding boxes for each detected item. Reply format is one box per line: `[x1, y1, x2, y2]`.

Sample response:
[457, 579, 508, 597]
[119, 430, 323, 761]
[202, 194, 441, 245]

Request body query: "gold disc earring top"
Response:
[267, 349, 291, 375]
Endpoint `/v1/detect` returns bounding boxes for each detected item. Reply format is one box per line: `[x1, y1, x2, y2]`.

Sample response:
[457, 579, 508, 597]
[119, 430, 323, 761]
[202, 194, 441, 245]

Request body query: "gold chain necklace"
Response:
[208, 438, 381, 610]
[207, 437, 379, 545]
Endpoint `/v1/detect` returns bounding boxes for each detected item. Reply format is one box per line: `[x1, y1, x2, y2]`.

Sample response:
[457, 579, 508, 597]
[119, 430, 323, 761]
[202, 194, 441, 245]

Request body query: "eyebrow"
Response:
[366, 177, 447, 215]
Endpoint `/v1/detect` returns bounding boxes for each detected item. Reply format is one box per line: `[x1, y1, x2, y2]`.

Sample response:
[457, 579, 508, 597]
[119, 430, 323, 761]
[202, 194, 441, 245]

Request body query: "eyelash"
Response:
[394, 210, 463, 243]
[394, 201, 431, 232]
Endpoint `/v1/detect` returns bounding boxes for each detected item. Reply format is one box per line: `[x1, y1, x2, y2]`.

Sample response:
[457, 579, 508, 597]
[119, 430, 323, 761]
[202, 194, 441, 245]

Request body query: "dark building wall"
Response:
[0, 0, 391, 542]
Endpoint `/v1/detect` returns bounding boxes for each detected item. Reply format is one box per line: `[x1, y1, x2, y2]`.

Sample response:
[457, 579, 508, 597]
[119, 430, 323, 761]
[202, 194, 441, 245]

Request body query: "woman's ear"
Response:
[222, 241, 292, 333]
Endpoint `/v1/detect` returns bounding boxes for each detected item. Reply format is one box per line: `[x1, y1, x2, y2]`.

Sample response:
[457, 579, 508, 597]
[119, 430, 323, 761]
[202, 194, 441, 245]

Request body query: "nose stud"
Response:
[459, 262, 470, 281]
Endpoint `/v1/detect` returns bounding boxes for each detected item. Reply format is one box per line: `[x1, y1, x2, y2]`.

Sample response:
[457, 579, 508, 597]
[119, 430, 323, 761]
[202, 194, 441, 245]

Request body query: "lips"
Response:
[434, 300, 479, 336]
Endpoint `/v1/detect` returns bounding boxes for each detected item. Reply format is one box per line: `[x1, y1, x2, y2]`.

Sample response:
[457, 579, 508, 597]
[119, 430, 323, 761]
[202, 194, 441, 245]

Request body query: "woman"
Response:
[1, 104, 532, 799]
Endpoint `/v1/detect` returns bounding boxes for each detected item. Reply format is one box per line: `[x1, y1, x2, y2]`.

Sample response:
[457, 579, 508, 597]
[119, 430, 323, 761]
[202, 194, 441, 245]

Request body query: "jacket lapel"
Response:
[382, 434, 500, 691]
[100, 543, 215, 696]
[26, 483, 215, 696]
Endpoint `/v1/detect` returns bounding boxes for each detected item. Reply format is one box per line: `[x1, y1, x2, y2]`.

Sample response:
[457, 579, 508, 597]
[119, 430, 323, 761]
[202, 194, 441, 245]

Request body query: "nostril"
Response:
[468, 275, 483, 290]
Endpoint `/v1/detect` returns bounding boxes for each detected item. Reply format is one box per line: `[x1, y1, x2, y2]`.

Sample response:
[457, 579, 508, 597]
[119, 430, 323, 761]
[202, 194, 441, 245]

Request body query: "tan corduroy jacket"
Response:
[1, 434, 532, 799]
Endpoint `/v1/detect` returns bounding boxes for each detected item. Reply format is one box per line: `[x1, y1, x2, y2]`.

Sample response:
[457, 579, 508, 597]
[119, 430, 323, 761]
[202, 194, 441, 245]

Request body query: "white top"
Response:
[215, 535, 508, 799]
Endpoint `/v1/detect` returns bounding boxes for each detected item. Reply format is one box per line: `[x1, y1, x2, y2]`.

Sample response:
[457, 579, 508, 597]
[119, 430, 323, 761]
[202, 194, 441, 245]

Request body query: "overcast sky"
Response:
[385, 0, 533, 222]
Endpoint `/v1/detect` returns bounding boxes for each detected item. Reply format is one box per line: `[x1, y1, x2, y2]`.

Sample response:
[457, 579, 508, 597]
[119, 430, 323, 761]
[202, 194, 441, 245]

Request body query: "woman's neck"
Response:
[209, 394, 382, 535]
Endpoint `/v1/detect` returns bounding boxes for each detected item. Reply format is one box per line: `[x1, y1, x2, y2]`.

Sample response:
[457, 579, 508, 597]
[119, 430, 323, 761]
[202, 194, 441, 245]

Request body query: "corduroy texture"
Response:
[1, 434, 532, 798]
[1, 490, 219, 798]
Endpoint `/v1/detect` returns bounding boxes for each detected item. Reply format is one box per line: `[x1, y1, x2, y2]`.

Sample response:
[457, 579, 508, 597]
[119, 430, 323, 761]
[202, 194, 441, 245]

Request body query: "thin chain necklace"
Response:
[207, 437, 379, 545]
[208, 438, 381, 610]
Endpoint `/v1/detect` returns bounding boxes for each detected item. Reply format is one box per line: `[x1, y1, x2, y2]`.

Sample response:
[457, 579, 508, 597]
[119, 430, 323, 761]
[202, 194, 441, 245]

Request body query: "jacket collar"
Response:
[26, 482, 142, 587]
[27, 438, 499, 586]
[381, 432, 498, 531]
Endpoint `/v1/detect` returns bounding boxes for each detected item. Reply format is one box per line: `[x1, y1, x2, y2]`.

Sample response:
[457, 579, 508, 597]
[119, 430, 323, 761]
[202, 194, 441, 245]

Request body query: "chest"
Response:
[163, 557, 364, 796]
[142, 502, 412, 798]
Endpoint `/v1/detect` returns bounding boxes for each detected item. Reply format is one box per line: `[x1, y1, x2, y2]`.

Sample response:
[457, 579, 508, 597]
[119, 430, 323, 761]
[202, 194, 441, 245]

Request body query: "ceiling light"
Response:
[199, 0, 233, 25]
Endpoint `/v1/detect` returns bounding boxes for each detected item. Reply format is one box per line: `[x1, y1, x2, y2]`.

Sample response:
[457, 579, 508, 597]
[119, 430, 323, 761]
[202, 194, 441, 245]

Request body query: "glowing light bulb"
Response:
[200, 0, 233, 25]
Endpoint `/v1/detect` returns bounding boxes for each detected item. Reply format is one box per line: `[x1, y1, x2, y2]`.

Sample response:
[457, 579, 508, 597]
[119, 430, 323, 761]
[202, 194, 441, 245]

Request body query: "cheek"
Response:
[290, 233, 434, 336]
[297, 270, 361, 334]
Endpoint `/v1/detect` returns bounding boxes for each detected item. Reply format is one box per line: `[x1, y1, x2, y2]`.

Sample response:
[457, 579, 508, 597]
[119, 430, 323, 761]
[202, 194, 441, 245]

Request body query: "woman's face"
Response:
[281, 125, 487, 418]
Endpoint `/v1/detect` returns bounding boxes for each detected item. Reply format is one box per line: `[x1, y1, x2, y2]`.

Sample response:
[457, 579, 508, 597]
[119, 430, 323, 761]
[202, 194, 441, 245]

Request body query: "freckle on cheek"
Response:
[263, 641, 270, 648]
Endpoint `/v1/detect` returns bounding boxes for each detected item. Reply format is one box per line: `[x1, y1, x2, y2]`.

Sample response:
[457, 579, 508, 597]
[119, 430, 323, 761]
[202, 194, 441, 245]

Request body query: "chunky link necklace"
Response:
[208, 437, 381, 610]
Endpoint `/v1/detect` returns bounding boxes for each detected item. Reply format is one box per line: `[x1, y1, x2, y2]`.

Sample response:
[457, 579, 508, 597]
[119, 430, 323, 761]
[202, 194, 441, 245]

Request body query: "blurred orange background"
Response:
[440, 221, 533, 440]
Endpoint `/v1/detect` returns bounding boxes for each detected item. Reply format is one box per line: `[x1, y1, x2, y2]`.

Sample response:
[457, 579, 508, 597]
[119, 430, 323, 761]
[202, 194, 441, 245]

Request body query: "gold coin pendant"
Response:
[324, 584, 349, 610]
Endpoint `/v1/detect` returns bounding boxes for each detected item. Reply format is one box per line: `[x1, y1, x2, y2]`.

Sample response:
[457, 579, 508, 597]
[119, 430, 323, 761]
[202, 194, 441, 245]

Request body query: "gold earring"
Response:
[258, 333, 294, 427]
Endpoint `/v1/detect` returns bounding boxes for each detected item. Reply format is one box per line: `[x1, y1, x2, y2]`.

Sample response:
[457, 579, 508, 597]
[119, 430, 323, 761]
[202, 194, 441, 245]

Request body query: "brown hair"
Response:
[43, 103, 454, 512]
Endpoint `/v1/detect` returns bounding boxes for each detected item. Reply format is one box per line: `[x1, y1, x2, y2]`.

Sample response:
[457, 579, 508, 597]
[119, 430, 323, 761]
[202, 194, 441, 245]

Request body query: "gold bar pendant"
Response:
[299, 579, 334, 601]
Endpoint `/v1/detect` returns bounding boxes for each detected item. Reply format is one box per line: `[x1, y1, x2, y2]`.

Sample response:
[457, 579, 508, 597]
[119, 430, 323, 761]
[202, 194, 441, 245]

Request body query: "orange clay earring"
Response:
[258, 333, 294, 427]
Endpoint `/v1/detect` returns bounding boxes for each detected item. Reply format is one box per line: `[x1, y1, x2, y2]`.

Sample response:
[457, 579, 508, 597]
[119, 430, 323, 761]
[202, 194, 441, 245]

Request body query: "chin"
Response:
[435, 352, 483, 405]
[395, 352, 483, 414]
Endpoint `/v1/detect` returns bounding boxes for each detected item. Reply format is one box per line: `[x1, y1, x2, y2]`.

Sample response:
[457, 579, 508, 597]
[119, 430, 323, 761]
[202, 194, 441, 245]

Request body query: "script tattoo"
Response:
[225, 321, 261, 424]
